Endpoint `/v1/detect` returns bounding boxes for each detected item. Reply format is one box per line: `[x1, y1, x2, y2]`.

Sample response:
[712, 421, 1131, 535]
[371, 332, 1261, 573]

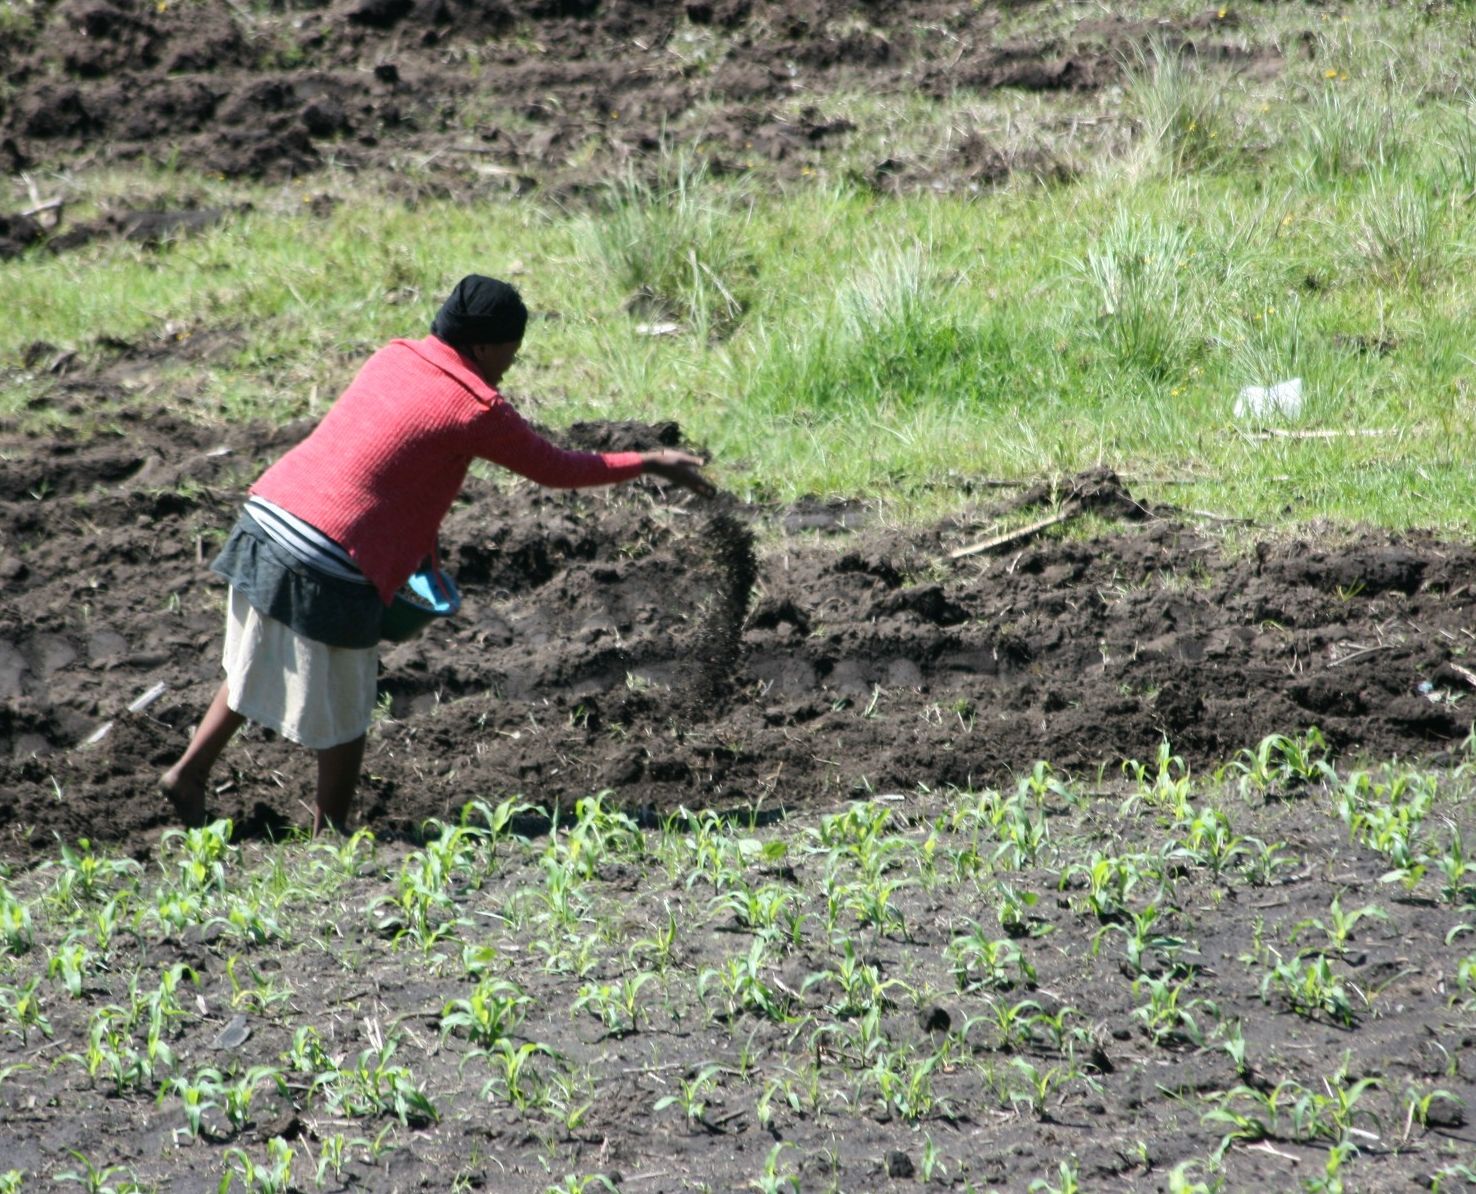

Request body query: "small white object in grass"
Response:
[128, 681, 168, 712]
[1235, 377, 1303, 420]
[635, 322, 682, 337]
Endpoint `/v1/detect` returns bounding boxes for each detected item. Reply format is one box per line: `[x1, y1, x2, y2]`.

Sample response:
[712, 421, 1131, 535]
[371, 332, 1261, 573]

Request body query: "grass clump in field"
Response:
[4, 4, 1476, 533]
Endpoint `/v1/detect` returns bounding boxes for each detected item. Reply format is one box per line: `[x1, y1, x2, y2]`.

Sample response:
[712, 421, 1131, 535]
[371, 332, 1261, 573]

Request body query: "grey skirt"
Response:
[210, 510, 385, 649]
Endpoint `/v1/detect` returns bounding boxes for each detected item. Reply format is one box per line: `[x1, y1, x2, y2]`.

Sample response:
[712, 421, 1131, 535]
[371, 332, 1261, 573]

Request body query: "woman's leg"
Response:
[159, 681, 246, 827]
[314, 733, 366, 835]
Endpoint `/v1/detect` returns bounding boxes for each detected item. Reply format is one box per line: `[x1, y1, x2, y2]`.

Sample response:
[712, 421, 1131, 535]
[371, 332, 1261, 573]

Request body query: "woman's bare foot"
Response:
[159, 766, 208, 829]
[158, 683, 244, 830]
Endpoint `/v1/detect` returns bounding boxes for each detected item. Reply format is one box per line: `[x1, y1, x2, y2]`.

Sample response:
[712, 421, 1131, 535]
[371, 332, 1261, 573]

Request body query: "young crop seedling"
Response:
[866, 1046, 944, 1122]
[44, 838, 141, 909]
[214, 1064, 288, 1136]
[1132, 975, 1216, 1048]
[755, 1073, 804, 1130]
[803, 937, 906, 1017]
[709, 882, 806, 947]
[541, 1176, 618, 1194]
[948, 922, 1037, 991]
[328, 1036, 439, 1126]
[653, 1062, 725, 1130]
[627, 903, 681, 973]
[161, 817, 237, 895]
[1008, 1056, 1066, 1121]
[1301, 1139, 1359, 1194]
[0, 977, 51, 1045]
[665, 807, 765, 891]
[1095, 902, 1191, 977]
[1337, 768, 1437, 894]
[1400, 1083, 1465, 1142]
[1164, 1160, 1222, 1193]
[479, 1039, 555, 1112]
[1064, 852, 1143, 923]
[1292, 893, 1387, 956]
[1027, 1004, 1091, 1058]
[572, 971, 656, 1037]
[1290, 1062, 1381, 1144]
[1027, 1158, 1081, 1193]
[1182, 806, 1251, 878]
[0, 885, 33, 956]
[843, 874, 910, 937]
[991, 880, 1043, 937]
[64, 964, 195, 1096]
[54, 1150, 145, 1194]
[223, 1138, 295, 1194]
[85, 896, 128, 954]
[1225, 728, 1334, 800]
[441, 976, 531, 1049]
[1258, 951, 1358, 1027]
[532, 927, 603, 978]
[224, 954, 294, 1013]
[555, 790, 646, 878]
[460, 795, 536, 859]
[699, 938, 793, 1022]
[533, 851, 595, 932]
[1202, 1083, 1288, 1158]
[749, 1142, 802, 1194]
[991, 791, 1053, 870]
[975, 996, 1045, 1053]
[1121, 740, 1195, 821]
[312, 1133, 373, 1188]
[1239, 837, 1294, 887]
[1435, 827, 1476, 906]
[1214, 1019, 1256, 1085]
[308, 824, 379, 881]
[166, 1068, 223, 1140]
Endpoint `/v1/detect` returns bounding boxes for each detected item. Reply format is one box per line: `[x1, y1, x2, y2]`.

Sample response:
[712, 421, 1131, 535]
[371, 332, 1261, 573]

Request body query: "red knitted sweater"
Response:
[251, 335, 644, 603]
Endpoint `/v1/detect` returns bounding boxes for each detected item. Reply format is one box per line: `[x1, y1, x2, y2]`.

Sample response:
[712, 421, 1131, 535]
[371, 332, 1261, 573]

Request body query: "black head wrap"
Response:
[430, 275, 528, 349]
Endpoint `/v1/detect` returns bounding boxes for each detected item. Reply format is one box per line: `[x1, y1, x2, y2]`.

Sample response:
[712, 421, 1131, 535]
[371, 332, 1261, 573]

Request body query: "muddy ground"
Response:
[1, 0, 1463, 846]
[0, 0, 1271, 254]
[3, 403, 1475, 858]
[4, 411, 1476, 1192]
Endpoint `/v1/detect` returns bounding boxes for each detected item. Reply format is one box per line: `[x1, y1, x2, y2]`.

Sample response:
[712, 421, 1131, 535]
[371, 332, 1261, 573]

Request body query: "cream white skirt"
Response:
[223, 588, 379, 749]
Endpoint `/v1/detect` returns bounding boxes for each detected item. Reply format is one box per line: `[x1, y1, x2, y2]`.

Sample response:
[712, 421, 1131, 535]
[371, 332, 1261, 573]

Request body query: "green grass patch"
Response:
[6, 5, 1476, 531]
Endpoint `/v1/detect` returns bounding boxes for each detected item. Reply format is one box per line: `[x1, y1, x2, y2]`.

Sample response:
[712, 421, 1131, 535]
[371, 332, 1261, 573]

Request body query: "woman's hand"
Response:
[640, 450, 716, 498]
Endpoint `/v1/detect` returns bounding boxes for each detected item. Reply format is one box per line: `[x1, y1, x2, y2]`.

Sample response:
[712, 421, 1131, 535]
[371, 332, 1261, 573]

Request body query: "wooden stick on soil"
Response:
[949, 503, 1081, 560]
[1246, 428, 1394, 441]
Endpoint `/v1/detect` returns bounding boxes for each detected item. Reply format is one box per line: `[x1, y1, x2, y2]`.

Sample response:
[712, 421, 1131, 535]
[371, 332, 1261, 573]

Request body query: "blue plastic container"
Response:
[380, 567, 461, 643]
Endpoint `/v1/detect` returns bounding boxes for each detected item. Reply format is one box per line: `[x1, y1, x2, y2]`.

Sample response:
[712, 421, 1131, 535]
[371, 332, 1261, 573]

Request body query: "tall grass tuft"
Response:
[1121, 37, 1236, 177]
[1353, 177, 1450, 288]
[1222, 291, 1307, 400]
[1294, 86, 1407, 183]
[742, 245, 1015, 421]
[1436, 102, 1476, 202]
[1074, 212, 1198, 381]
[581, 156, 754, 340]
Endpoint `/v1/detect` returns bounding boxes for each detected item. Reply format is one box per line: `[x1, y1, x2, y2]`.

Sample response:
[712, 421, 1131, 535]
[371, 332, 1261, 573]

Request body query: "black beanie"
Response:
[430, 275, 528, 348]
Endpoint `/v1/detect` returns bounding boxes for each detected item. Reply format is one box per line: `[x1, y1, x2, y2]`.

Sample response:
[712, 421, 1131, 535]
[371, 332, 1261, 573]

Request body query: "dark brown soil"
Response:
[4, 411, 1476, 1191]
[3, 405, 1474, 857]
[0, 0, 1274, 251]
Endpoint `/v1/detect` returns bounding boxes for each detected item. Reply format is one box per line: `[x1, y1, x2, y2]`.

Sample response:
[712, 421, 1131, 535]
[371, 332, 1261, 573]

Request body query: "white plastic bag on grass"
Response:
[1235, 377, 1303, 421]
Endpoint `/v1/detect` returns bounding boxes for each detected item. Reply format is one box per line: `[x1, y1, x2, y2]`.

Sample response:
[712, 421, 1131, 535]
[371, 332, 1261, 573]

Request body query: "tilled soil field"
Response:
[0, 0, 1270, 258]
[4, 411, 1476, 1191]
[3, 408, 1475, 857]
